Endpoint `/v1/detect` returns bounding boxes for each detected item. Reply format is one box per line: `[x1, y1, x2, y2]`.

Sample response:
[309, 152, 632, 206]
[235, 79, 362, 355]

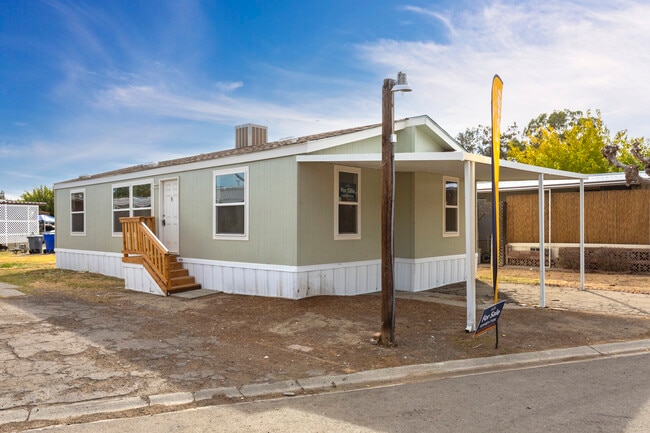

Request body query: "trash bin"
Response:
[27, 235, 44, 254]
[43, 232, 55, 254]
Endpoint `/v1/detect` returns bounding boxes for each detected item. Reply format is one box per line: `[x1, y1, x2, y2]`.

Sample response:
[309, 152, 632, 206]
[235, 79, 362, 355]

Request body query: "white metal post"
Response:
[538, 174, 546, 308]
[580, 179, 585, 290]
[464, 160, 477, 331]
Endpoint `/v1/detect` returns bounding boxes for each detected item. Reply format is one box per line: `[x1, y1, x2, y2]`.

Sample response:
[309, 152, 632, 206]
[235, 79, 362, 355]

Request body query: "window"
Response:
[443, 177, 459, 236]
[70, 189, 85, 235]
[335, 166, 361, 240]
[112, 181, 152, 234]
[214, 167, 248, 239]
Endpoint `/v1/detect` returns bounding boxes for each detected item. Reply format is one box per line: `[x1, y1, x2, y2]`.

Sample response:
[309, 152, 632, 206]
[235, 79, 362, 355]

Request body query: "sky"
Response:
[2, 0, 650, 199]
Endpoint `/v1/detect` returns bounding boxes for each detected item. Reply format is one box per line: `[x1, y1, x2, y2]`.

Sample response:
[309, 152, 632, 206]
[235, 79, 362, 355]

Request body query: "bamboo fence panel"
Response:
[505, 189, 650, 245]
[506, 194, 539, 243]
[549, 191, 578, 243]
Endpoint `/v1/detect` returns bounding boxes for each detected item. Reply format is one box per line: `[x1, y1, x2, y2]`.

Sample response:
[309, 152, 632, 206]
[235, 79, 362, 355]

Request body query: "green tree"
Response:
[21, 185, 54, 216]
[523, 109, 583, 141]
[508, 110, 645, 174]
[456, 123, 521, 158]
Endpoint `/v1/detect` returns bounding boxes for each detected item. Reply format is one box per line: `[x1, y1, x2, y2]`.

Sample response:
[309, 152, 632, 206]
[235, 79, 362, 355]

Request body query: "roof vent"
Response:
[235, 124, 267, 148]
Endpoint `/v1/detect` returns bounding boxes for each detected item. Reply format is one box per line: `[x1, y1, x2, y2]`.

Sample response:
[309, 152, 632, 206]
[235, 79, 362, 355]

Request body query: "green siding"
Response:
[413, 172, 465, 258]
[313, 136, 380, 155]
[412, 127, 449, 152]
[55, 157, 299, 265]
[297, 163, 381, 265]
[394, 172, 415, 258]
[55, 183, 132, 253]
[181, 158, 298, 264]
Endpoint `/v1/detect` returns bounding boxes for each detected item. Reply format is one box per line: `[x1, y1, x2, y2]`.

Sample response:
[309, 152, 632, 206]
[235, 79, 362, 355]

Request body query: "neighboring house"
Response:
[478, 173, 650, 272]
[53, 116, 586, 331]
[0, 200, 41, 247]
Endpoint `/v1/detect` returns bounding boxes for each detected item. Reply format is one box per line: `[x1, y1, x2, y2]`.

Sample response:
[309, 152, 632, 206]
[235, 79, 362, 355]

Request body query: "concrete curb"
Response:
[29, 397, 148, 421]
[2, 339, 649, 426]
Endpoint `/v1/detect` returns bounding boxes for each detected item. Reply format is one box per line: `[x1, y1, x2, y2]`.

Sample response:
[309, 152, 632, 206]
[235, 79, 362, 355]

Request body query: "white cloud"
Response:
[361, 1, 650, 138]
[215, 81, 244, 92]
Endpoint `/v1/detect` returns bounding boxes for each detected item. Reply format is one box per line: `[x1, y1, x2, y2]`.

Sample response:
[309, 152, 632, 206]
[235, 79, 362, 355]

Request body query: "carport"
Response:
[298, 151, 588, 331]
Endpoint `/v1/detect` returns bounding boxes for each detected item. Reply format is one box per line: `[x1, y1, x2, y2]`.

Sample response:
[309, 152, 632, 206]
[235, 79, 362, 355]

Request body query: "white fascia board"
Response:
[422, 117, 465, 152]
[463, 152, 587, 181]
[296, 151, 465, 165]
[394, 116, 465, 152]
[396, 151, 465, 162]
[303, 127, 382, 153]
[499, 159, 588, 179]
[477, 171, 640, 192]
[296, 154, 381, 163]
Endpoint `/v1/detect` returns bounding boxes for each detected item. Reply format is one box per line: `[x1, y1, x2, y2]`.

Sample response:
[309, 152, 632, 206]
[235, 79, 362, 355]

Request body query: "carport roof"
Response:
[296, 151, 588, 182]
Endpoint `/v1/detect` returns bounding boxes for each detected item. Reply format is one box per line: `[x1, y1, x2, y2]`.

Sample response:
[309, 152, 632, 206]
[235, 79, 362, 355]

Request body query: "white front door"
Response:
[161, 179, 179, 253]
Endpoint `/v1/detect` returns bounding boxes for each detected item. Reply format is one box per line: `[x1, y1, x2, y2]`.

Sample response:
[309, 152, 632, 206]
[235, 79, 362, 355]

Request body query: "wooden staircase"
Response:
[168, 256, 201, 294]
[120, 216, 201, 296]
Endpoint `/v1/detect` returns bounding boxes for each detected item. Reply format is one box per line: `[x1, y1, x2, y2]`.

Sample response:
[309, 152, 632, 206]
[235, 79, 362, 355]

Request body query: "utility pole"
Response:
[380, 77, 396, 346]
[379, 72, 411, 347]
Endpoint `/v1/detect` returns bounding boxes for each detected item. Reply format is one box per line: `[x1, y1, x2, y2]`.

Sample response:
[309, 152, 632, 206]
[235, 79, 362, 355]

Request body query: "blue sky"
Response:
[2, 0, 650, 199]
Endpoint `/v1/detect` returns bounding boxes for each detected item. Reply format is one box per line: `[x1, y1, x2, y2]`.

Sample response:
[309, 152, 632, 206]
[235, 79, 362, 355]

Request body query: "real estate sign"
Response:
[474, 300, 506, 337]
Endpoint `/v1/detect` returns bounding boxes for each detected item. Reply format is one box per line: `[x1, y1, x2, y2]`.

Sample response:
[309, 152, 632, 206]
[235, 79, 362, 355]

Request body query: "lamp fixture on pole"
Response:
[380, 71, 411, 347]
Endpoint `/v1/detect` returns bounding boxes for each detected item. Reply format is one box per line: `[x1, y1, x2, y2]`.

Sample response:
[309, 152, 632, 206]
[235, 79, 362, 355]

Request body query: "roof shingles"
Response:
[63, 123, 380, 183]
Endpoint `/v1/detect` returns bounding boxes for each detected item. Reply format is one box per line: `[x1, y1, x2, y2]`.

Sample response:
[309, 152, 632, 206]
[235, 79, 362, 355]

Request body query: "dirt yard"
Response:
[1, 253, 648, 394]
[1, 253, 649, 431]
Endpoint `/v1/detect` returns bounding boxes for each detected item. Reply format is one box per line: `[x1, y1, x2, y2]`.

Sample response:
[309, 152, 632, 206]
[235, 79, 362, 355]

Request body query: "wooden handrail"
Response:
[120, 216, 171, 295]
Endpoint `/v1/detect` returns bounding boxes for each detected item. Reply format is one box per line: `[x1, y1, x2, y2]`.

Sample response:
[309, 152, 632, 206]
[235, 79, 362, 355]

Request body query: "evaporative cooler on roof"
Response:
[235, 124, 267, 148]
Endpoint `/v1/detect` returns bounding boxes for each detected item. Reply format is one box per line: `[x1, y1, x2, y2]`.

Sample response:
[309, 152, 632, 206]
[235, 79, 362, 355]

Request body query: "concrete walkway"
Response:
[498, 283, 650, 317]
[397, 280, 650, 317]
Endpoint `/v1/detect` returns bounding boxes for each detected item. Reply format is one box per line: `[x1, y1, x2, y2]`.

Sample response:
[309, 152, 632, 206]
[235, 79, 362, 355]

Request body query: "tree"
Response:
[523, 109, 583, 141]
[456, 123, 521, 158]
[507, 110, 642, 174]
[21, 185, 54, 216]
[602, 136, 650, 185]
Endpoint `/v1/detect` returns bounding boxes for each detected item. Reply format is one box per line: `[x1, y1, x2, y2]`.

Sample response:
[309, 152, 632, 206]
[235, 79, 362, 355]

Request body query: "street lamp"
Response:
[380, 71, 411, 346]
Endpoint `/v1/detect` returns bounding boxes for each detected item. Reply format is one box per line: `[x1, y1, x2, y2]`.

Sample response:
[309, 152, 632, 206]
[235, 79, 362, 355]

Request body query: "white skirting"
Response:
[395, 255, 467, 292]
[122, 263, 166, 296]
[56, 249, 468, 299]
[55, 248, 124, 278]
[181, 254, 467, 299]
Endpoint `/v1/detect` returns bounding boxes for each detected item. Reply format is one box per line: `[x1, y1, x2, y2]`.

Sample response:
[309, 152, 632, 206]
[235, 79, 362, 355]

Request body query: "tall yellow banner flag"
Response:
[491, 75, 503, 304]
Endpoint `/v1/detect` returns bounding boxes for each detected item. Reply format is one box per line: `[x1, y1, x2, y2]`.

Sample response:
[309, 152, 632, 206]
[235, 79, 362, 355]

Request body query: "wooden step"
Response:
[167, 255, 202, 295]
[169, 261, 183, 271]
[168, 283, 202, 294]
[171, 268, 189, 278]
[171, 275, 196, 286]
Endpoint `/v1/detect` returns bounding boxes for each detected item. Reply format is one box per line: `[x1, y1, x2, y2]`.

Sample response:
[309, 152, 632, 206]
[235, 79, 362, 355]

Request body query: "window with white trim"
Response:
[70, 189, 85, 235]
[112, 181, 152, 234]
[335, 166, 361, 240]
[443, 177, 459, 236]
[214, 167, 248, 239]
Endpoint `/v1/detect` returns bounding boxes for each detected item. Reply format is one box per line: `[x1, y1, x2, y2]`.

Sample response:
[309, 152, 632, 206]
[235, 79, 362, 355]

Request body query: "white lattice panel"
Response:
[0, 204, 40, 245]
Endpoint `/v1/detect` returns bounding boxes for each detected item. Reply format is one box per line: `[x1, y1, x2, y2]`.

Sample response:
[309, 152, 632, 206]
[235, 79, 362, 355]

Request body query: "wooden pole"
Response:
[380, 78, 396, 346]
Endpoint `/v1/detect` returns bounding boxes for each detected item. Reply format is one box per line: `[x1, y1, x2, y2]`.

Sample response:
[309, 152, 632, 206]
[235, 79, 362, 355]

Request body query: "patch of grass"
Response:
[0, 251, 123, 294]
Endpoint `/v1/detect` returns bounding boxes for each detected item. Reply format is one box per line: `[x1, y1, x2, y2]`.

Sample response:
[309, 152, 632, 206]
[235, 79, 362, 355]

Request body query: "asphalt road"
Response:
[25, 352, 650, 432]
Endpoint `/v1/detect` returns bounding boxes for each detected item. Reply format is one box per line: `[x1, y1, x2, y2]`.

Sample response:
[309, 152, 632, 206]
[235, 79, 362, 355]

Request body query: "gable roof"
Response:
[54, 114, 586, 189]
[55, 115, 462, 188]
[56, 123, 381, 187]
